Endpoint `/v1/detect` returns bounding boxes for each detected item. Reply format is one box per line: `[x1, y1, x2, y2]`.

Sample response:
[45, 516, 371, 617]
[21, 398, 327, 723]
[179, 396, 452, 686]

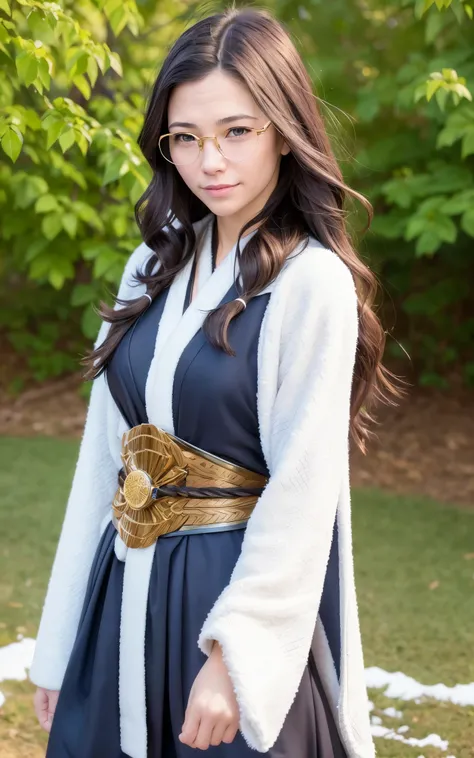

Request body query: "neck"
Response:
[212, 158, 282, 264]
[212, 215, 260, 267]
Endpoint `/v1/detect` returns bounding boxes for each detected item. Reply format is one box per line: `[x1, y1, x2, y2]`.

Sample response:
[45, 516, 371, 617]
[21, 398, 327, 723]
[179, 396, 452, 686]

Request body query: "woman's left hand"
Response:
[179, 641, 240, 749]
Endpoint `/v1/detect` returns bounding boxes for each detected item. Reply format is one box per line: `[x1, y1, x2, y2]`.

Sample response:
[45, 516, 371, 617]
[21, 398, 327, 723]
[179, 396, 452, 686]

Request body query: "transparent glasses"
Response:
[158, 121, 272, 166]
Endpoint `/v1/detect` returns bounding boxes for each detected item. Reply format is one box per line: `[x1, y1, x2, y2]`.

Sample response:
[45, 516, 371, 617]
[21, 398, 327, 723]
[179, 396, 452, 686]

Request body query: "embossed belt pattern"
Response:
[112, 423, 267, 549]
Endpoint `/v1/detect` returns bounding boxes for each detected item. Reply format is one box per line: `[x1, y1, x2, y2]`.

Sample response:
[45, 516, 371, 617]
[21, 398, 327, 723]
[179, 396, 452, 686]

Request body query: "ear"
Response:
[280, 141, 291, 156]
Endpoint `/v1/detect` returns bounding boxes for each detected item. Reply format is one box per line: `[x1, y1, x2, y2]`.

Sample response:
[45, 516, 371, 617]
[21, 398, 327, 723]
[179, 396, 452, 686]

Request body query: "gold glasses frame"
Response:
[158, 120, 273, 165]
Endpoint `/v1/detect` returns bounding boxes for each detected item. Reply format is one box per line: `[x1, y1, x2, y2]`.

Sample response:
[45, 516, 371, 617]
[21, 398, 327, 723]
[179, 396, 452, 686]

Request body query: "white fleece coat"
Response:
[29, 213, 375, 758]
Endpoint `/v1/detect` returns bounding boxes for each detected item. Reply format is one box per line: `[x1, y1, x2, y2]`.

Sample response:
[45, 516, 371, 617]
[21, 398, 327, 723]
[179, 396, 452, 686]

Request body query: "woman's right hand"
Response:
[34, 687, 60, 733]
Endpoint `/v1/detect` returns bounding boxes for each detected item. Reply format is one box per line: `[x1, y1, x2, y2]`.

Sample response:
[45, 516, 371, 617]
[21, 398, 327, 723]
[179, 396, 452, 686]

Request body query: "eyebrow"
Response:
[168, 114, 259, 130]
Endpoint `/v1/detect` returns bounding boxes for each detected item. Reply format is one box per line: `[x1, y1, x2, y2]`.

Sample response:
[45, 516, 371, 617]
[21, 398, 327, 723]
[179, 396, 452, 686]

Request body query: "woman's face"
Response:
[166, 69, 290, 221]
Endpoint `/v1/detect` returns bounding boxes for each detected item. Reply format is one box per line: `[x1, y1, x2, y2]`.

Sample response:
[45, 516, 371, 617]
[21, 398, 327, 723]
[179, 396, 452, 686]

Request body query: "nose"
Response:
[200, 137, 226, 172]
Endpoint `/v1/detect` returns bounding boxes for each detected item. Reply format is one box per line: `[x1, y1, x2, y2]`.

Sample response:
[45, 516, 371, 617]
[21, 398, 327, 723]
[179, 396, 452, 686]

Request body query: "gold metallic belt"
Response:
[112, 423, 267, 549]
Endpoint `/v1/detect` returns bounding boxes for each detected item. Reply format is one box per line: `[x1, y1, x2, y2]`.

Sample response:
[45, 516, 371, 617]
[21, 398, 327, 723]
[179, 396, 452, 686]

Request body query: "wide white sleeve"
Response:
[29, 242, 151, 690]
[197, 253, 359, 752]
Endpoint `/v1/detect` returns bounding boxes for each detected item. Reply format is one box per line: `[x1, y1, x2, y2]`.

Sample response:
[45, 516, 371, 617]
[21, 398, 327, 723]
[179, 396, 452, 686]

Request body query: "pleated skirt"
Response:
[45, 521, 347, 758]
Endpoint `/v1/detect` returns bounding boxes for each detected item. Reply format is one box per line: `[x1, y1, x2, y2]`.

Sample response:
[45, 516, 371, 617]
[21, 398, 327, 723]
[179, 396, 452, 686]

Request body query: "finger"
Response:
[45, 692, 59, 733]
[44, 705, 55, 733]
[209, 720, 230, 747]
[179, 709, 201, 747]
[222, 722, 239, 744]
[193, 717, 214, 751]
[34, 690, 49, 731]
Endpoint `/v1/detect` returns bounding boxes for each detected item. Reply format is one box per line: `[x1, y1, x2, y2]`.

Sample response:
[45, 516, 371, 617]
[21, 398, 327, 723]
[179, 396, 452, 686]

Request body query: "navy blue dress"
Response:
[45, 235, 346, 758]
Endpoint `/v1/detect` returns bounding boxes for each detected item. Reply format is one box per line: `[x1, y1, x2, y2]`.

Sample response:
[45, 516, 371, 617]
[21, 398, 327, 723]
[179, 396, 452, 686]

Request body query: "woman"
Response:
[30, 7, 399, 758]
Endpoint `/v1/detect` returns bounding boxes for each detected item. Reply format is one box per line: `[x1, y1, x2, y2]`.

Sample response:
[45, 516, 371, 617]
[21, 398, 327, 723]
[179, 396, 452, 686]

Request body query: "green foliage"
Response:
[1, 0, 473, 387]
[0, 0, 192, 381]
[272, 0, 474, 385]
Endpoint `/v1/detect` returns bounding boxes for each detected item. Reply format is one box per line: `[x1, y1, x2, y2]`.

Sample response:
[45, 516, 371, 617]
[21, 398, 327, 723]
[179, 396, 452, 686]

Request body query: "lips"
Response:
[203, 184, 236, 189]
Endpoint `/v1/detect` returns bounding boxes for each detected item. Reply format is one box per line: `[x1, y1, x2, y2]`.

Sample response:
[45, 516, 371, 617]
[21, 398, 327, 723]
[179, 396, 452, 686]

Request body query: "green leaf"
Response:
[23, 145, 40, 163]
[73, 74, 91, 100]
[35, 194, 59, 213]
[87, 56, 99, 87]
[405, 216, 427, 241]
[82, 243, 109, 261]
[443, 191, 474, 215]
[45, 119, 66, 150]
[71, 52, 89, 78]
[425, 8, 445, 42]
[452, 83, 472, 101]
[414, 83, 427, 103]
[108, 51, 123, 77]
[355, 92, 380, 122]
[49, 269, 65, 290]
[437, 127, 461, 148]
[75, 132, 89, 156]
[59, 127, 75, 152]
[54, 157, 87, 190]
[416, 230, 441, 256]
[25, 237, 49, 262]
[16, 52, 39, 87]
[103, 154, 128, 185]
[94, 250, 122, 278]
[104, 0, 123, 15]
[112, 215, 128, 237]
[41, 213, 63, 240]
[103, 260, 126, 285]
[0, 0, 11, 15]
[461, 209, 474, 237]
[73, 201, 104, 231]
[0, 24, 10, 46]
[81, 303, 101, 340]
[451, 1, 466, 22]
[435, 87, 449, 111]
[37, 58, 51, 90]
[432, 214, 457, 243]
[425, 163, 471, 194]
[426, 79, 443, 101]
[1, 126, 22, 162]
[23, 108, 42, 130]
[29, 255, 52, 280]
[27, 9, 53, 40]
[461, 130, 474, 158]
[71, 283, 95, 307]
[62, 212, 78, 238]
[108, 6, 128, 37]
[370, 213, 407, 240]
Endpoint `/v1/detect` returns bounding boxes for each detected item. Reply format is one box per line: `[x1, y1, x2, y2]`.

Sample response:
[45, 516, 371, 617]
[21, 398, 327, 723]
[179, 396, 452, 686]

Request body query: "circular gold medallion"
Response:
[123, 469, 152, 510]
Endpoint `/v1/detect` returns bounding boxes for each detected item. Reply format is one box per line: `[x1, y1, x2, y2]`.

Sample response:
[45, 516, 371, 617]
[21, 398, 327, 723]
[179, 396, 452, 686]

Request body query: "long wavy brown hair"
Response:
[83, 6, 403, 453]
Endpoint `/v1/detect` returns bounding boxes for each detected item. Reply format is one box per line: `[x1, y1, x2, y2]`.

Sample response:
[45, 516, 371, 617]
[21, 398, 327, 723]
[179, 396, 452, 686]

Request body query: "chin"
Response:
[211, 205, 243, 217]
[200, 200, 243, 217]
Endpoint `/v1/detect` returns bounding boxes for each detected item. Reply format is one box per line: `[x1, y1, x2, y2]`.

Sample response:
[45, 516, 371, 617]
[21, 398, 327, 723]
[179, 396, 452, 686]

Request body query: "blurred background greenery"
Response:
[0, 0, 474, 391]
[0, 1, 473, 757]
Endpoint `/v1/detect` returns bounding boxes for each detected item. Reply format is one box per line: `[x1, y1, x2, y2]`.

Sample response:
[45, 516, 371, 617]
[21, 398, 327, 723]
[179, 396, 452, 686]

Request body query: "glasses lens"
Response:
[159, 134, 200, 166]
[219, 128, 261, 163]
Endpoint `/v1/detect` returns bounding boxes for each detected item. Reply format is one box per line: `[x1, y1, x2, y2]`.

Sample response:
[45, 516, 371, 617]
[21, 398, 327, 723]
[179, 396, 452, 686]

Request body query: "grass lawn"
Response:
[0, 436, 473, 757]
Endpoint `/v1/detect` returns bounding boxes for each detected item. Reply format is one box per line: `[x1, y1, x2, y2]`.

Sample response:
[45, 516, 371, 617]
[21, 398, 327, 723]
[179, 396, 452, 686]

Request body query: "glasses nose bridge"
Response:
[198, 134, 222, 155]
